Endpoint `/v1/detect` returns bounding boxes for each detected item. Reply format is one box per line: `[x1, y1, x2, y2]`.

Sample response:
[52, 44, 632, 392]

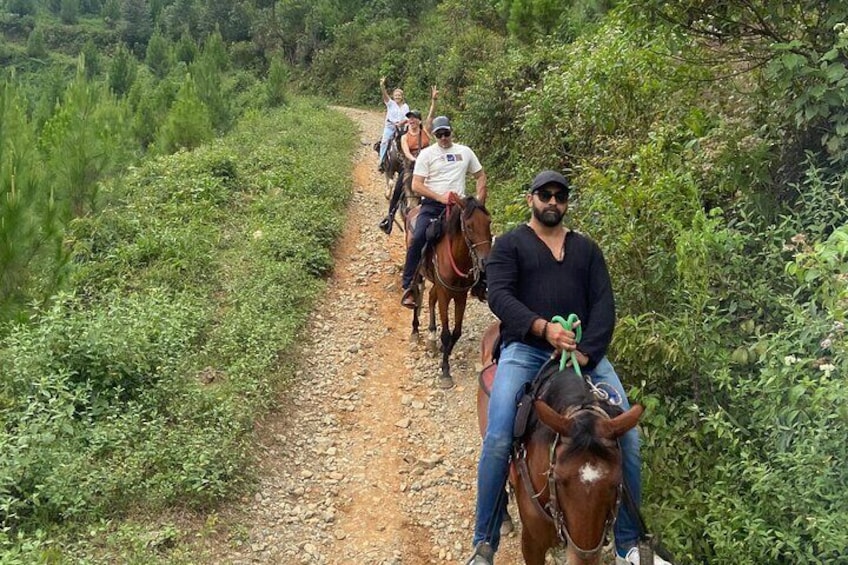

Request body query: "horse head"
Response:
[451, 195, 492, 277]
[523, 372, 643, 564]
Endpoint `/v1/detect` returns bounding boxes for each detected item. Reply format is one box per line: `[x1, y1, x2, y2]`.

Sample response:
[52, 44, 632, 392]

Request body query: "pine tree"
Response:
[200, 27, 229, 72]
[145, 28, 171, 78]
[174, 29, 198, 64]
[266, 56, 289, 107]
[82, 38, 101, 79]
[122, 0, 153, 54]
[162, 0, 200, 40]
[125, 68, 171, 149]
[156, 73, 213, 153]
[41, 58, 132, 219]
[108, 43, 137, 96]
[190, 30, 231, 131]
[0, 81, 50, 321]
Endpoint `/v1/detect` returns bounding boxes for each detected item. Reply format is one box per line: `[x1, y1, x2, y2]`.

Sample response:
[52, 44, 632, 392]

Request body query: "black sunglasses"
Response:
[434, 129, 452, 139]
[534, 189, 568, 204]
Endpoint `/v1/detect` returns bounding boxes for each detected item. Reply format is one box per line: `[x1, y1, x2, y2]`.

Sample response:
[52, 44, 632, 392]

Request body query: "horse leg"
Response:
[500, 491, 515, 535]
[438, 293, 467, 387]
[384, 169, 394, 200]
[520, 529, 549, 565]
[450, 293, 467, 352]
[410, 299, 420, 346]
[438, 294, 455, 389]
[427, 286, 439, 357]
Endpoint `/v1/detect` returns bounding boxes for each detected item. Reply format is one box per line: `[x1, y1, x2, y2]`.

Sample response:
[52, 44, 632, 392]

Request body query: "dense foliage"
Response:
[0, 99, 355, 561]
[1, 0, 846, 562]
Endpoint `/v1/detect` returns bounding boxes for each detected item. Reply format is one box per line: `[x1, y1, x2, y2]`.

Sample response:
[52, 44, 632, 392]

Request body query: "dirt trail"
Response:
[186, 106, 527, 564]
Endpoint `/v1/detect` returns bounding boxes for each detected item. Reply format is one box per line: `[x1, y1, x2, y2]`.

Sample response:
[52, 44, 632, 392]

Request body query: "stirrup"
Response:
[465, 542, 494, 565]
[401, 288, 416, 309]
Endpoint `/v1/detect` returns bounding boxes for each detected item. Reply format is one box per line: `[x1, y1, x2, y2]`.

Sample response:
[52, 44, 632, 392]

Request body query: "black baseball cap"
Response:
[529, 170, 570, 193]
[406, 109, 422, 120]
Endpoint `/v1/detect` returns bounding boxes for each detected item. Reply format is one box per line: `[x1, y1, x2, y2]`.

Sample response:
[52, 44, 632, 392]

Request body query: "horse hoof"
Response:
[438, 375, 454, 389]
[500, 518, 514, 535]
[409, 332, 419, 346]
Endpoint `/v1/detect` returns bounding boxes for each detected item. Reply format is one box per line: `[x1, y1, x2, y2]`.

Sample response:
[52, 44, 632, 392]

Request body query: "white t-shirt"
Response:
[413, 142, 483, 197]
[385, 100, 409, 126]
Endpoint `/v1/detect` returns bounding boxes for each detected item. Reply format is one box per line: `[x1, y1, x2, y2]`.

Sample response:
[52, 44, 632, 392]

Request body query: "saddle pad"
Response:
[478, 362, 496, 397]
[479, 361, 534, 438]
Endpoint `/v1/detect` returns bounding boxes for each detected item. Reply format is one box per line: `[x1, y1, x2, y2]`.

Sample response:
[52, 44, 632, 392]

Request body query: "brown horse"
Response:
[478, 324, 644, 564]
[406, 194, 492, 388]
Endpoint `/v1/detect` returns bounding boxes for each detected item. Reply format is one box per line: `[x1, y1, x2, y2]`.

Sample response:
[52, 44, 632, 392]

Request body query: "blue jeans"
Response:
[379, 123, 395, 164]
[473, 342, 641, 555]
[401, 201, 444, 289]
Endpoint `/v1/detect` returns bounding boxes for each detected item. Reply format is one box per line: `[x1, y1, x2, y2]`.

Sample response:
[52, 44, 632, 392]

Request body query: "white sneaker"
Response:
[615, 546, 673, 565]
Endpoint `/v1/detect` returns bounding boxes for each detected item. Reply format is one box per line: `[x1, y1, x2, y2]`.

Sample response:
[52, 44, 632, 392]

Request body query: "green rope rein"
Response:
[551, 313, 582, 375]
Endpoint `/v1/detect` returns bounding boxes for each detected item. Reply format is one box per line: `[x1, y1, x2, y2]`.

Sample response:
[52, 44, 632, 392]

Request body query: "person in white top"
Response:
[378, 77, 409, 172]
[400, 115, 487, 308]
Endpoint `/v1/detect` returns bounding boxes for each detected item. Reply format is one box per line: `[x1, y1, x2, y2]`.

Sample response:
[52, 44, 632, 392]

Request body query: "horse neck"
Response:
[446, 208, 473, 266]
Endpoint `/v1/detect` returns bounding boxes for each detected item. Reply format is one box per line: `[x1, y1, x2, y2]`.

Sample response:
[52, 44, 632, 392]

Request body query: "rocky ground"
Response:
[189, 107, 617, 565]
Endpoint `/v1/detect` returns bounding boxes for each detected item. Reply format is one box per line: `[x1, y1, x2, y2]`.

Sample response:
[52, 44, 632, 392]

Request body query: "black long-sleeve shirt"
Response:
[487, 224, 615, 370]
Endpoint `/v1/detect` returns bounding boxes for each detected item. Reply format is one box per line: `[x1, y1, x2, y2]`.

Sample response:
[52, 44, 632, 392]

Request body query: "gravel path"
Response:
[191, 107, 606, 564]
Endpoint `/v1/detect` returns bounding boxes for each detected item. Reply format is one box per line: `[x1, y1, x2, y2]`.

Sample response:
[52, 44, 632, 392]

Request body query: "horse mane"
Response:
[463, 196, 489, 219]
[531, 367, 620, 461]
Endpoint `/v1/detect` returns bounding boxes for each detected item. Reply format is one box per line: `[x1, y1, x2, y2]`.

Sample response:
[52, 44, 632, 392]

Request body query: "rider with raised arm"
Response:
[466, 170, 670, 565]
[400, 116, 486, 309]
[377, 77, 409, 173]
[379, 86, 438, 235]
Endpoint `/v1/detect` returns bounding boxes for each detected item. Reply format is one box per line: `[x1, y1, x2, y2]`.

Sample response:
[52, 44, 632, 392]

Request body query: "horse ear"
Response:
[534, 400, 573, 435]
[599, 405, 644, 439]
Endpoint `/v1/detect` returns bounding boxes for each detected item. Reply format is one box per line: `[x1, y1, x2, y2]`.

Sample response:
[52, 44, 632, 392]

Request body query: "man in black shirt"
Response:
[466, 170, 669, 565]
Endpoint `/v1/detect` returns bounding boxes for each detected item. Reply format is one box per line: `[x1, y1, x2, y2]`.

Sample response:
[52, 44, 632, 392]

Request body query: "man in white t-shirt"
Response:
[400, 115, 487, 308]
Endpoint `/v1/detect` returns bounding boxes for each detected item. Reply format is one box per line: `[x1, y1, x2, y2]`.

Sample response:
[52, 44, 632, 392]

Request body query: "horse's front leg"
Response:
[500, 494, 515, 535]
[450, 293, 467, 352]
[410, 297, 420, 346]
[427, 286, 438, 356]
[438, 294, 457, 389]
[520, 529, 549, 565]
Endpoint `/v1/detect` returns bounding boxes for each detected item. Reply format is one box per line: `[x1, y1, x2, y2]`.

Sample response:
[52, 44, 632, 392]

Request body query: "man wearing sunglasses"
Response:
[466, 170, 670, 565]
[399, 115, 487, 308]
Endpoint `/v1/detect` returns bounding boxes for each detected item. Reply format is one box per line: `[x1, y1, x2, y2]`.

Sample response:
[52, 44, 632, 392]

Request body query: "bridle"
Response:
[515, 404, 622, 561]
